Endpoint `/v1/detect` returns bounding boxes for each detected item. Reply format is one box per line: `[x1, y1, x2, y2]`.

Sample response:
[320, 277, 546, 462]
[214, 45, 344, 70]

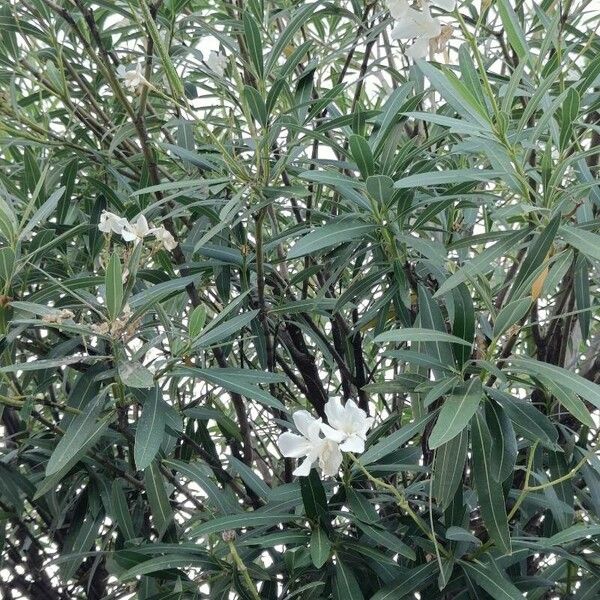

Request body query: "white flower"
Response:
[117, 63, 147, 92]
[433, 0, 456, 10]
[205, 51, 228, 77]
[320, 398, 373, 454]
[98, 210, 129, 235]
[153, 225, 178, 251]
[121, 214, 152, 242]
[277, 411, 343, 477]
[390, 3, 442, 59]
[386, 0, 410, 19]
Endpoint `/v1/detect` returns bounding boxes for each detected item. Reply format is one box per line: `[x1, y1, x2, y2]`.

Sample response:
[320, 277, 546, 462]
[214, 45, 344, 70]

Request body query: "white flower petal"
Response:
[406, 36, 431, 59]
[386, 0, 409, 19]
[293, 455, 315, 477]
[318, 440, 343, 477]
[390, 8, 441, 39]
[292, 410, 319, 439]
[278, 432, 311, 458]
[340, 435, 365, 454]
[320, 423, 346, 443]
[324, 397, 346, 430]
[433, 0, 456, 10]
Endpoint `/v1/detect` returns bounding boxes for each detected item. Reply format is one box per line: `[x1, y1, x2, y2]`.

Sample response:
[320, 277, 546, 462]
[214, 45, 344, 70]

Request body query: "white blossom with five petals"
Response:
[98, 210, 129, 235]
[116, 64, 147, 93]
[320, 398, 374, 454]
[277, 398, 372, 478]
[153, 225, 178, 251]
[121, 214, 152, 242]
[386, 0, 454, 59]
[277, 410, 343, 477]
[390, 1, 441, 59]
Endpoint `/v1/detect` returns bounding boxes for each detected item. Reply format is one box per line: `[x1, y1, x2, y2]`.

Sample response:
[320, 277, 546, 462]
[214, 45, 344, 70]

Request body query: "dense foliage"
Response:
[1, 0, 600, 598]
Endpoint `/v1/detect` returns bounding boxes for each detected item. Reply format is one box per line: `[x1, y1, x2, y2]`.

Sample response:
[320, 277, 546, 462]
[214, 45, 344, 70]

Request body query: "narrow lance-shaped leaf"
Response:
[471, 412, 511, 554]
[134, 386, 166, 471]
[106, 252, 123, 320]
[429, 379, 482, 449]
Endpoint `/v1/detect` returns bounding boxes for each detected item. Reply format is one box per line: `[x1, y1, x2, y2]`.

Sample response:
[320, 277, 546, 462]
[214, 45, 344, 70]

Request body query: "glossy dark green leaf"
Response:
[333, 559, 364, 600]
[433, 429, 467, 509]
[471, 412, 511, 554]
[429, 379, 482, 449]
[349, 134, 374, 179]
[309, 527, 330, 568]
[135, 387, 166, 471]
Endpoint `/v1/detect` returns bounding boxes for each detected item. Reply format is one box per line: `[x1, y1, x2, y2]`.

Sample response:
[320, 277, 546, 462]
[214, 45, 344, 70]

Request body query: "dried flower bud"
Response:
[221, 530, 236, 543]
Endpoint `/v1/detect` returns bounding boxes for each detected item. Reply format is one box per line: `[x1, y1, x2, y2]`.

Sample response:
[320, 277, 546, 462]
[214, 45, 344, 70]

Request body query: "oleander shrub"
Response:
[1, 0, 600, 598]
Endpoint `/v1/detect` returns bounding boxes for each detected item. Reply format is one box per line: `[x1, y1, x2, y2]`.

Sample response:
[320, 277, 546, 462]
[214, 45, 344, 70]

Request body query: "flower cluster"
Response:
[98, 211, 178, 251]
[116, 64, 148, 93]
[387, 0, 454, 59]
[277, 398, 373, 478]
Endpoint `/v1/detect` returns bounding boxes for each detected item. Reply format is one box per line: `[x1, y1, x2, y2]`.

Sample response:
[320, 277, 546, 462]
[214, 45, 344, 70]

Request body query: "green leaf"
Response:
[451, 283, 475, 366]
[0, 197, 17, 242]
[560, 87, 580, 150]
[195, 310, 258, 347]
[300, 468, 328, 524]
[164, 459, 240, 514]
[509, 356, 600, 410]
[119, 554, 214, 581]
[349, 134, 374, 179]
[359, 411, 437, 466]
[144, 461, 174, 537]
[433, 429, 467, 509]
[434, 229, 530, 297]
[366, 175, 394, 204]
[175, 366, 286, 411]
[119, 361, 154, 389]
[496, 0, 529, 62]
[487, 388, 559, 450]
[546, 524, 600, 546]
[394, 169, 502, 189]
[265, 3, 317, 75]
[0, 246, 15, 283]
[416, 60, 492, 128]
[471, 412, 511, 554]
[19, 186, 64, 241]
[333, 559, 364, 600]
[128, 274, 199, 309]
[111, 479, 136, 540]
[493, 296, 531, 338]
[346, 487, 378, 524]
[189, 305, 207, 338]
[46, 395, 110, 476]
[243, 11, 263, 78]
[429, 379, 482, 449]
[574, 253, 590, 340]
[485, 400, 517, 483]
[243, 85, 268, 126]
[540, 375, 594, 428]
[189, 511, 296, 537]
[310, 527, 330, 568]
[445, 526, 481, 545]
[106, 252, 123, 320]
[288, 221, 376, 259]
[509, 215, 560, 302]
[461, 558, 524, 600]
[560, 225, 600, 262]
[135, 387, 166, 471]
[374, 328, 474, 348]
[370, 561, 439, 600]
[355, 521, 415, 560]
